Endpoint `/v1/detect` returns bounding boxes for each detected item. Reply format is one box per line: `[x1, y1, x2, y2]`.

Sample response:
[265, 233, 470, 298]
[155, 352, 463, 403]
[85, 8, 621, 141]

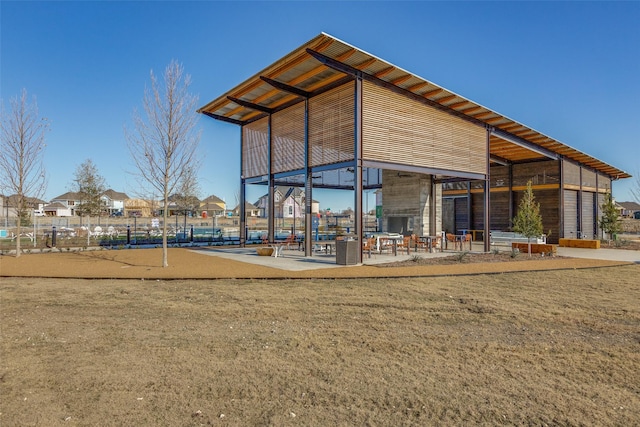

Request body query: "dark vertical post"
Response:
[559, 158, 564, 239]
[484, 126, 491, 252]
[239, 126, 246, 247]
[126, 225, 131, 245]
[354, 77, 363, 263]
[578, 166, 583, 238]
[430, 175, 436, 236]
[304, 98, 312, 256]
[508, 163, 514, 222]
[267, 115, 275, 244]
[595, 173, 600, 239]
[190, 224, 194, 242]
[466, 182, 472, 232]
[51, 226, 57, 247]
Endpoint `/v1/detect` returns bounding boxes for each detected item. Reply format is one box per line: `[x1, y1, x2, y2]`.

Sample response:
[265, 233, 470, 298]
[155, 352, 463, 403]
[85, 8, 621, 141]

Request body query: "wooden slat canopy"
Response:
[199, 33, 630, 180]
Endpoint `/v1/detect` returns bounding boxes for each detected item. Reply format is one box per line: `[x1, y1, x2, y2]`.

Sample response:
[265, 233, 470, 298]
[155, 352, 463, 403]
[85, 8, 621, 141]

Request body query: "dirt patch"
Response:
[1, 266, 639, 425]
[377, 251, 561, 267]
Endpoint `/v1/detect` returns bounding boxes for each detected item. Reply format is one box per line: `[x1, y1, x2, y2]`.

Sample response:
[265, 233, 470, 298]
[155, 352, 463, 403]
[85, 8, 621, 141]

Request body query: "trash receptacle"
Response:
[336, 239, 358, 265]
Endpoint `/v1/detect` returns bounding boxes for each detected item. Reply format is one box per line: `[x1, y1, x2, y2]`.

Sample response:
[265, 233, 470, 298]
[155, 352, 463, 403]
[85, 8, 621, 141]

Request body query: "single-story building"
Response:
[198, 33, 630, 262]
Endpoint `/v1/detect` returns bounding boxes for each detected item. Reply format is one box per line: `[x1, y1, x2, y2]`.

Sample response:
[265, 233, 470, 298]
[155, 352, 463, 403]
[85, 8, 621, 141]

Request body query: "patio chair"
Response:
[411, 234, 426, 252]
[363, 237, 376, 258]
[396, 235, 411, 254]
[463, 233, 472, 251]
[283, 234, 297, 250]
[445, 233, 455, 250]
[432, 235, 443, 252]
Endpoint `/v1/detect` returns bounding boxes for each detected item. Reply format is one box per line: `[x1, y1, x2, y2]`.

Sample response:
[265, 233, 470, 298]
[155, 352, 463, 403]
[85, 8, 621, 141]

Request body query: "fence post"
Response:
[126, 225, 131, 245]
[190, 225, 194, 242]
[51, 226, 57, 247]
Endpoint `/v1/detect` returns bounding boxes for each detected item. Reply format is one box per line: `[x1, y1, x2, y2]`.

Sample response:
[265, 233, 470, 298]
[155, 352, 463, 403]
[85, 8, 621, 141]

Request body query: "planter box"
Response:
[558, 239, 600, 249]
[256, 247, 274, 256]
[512, 242, 557, 254]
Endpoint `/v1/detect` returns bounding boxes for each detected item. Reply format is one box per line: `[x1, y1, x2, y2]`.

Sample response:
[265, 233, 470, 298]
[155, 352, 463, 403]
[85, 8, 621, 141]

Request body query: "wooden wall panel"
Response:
[362, 81, 487, 175]
[308, 82, 355, 167]
[582, 169, 596, 188]
[242, 117, 269, 178]
[582, 192, 596, 239]
[489, 191, 510, 230]
[512, 160, 560, 187]
[598, 174, 611, 191]
[454, 197, 469, 234]
[272, 103, 305, 173]
[563, 160, 581, 186]
[563, 190, 578, 238]
[490, 165, 510, 189]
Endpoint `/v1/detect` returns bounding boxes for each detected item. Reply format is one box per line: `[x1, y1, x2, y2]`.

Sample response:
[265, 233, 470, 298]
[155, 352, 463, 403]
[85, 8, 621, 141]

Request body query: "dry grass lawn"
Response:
[1, 265, 639, 426]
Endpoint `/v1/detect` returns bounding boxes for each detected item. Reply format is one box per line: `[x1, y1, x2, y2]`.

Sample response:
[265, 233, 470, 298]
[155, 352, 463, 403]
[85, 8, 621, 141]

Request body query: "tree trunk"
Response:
[15, 218, 21, 258]
[162, 207, 169, 267]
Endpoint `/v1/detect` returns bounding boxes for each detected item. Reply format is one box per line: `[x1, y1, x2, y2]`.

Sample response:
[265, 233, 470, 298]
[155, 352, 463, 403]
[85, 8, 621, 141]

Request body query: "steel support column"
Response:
[239, 127, 246, 247]
[354, 76, 363, 263]
[508, 163, 514, 223]
[559, 158, 565, 239]
[430, 175, 436, 236]
[484, 127, 491, 252]
[268, 115, 275, 243]
[304, 98, 312, 256]
[578, 166, 583, 238]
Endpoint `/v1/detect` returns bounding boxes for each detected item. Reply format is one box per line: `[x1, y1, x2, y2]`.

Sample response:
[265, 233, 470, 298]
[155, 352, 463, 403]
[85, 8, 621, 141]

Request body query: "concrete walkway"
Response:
[198, 245, 639, 272]
[556, 246, 640, 263]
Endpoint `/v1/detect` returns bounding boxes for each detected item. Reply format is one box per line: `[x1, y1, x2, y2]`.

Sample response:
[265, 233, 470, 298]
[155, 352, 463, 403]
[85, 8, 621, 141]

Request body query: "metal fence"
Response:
[0, 214, 374, 252]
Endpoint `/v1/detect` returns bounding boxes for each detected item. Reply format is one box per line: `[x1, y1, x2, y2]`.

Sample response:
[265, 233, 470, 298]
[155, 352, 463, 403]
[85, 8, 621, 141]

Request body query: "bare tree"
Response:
[0, 89, 49, 257]
[126, 60, 201, 267]
[73, 159, 107, 218]
[631, 170, 640, 204]
[173, 165, 201, 217]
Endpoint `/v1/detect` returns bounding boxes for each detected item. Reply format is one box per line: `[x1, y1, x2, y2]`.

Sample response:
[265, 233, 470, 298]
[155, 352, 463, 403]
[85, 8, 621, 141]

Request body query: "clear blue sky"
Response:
[2, 1, 639, 210]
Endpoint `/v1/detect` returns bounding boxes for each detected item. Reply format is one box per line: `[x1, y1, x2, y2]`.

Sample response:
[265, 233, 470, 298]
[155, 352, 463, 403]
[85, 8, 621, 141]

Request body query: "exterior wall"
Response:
[381, 170, 441, 237]
[362, 81, 487, 176]
[442, 160, 563, 242]
[561, 159, 606, 239]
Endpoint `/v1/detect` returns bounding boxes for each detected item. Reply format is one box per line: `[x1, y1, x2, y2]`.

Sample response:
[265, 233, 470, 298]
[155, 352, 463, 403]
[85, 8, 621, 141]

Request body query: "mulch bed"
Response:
[379, 251, 561, 267]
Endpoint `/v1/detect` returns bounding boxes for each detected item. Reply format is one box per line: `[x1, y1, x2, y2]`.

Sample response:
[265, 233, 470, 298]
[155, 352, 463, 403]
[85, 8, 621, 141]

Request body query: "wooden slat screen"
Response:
[512, 160, 560, 187]
[582, 192, 595, 239]
[272, 103, 305, 173]
[582, 168, 596, 188]
[308, 82, 355, 167]
[598, 174, 611, 191]
[242, 117, 269, 178]
[563, 160, 580, 186]
[362, 81, 486, 175]
[563, 190, 578, 238]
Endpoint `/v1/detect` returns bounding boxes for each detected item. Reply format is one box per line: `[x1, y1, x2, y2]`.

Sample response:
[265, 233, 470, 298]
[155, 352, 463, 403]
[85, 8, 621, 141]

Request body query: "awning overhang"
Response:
[199, 32, 631, 180]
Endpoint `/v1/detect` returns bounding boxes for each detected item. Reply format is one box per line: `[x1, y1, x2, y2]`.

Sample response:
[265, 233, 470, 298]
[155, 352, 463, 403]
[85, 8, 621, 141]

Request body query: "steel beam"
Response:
[227, 96, 274, 114]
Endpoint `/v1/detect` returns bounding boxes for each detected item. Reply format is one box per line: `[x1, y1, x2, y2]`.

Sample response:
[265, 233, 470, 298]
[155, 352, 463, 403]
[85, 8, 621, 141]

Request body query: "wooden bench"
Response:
[558, 238, 600, 249]
[512, 242, 557, 254]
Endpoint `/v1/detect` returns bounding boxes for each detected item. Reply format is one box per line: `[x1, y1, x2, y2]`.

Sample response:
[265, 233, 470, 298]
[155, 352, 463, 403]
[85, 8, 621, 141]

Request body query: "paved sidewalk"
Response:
[557, 247, 640, 263]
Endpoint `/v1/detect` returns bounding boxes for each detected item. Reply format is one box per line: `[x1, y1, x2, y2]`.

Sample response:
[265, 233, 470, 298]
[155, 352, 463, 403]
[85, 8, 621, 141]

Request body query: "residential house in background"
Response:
[102, 189, 129, 216]
[233, 201, 260, 217]
[255, 186, 305, 219]
[49, 191, 81, 216]
[1, 194, 47, 218]
[124, 198, 153, 217]
[618, 201, 640, 218]
[200, 194, 226, 218]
